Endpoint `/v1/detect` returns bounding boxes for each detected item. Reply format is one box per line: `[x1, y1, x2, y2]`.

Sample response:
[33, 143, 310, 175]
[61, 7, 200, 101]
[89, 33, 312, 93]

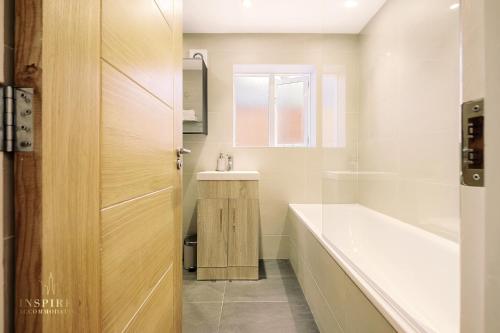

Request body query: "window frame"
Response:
[273, 74, 311, 148]
[232, 65, 316, 148]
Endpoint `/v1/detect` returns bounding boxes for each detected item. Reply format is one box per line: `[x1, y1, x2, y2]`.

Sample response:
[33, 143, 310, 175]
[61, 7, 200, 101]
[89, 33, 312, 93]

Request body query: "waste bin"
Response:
[183, 234, 197, 272]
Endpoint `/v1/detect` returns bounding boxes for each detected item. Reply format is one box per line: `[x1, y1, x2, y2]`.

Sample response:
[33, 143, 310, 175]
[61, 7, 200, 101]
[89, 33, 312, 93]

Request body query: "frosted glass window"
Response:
[234, 71, 312, 147]
[234, 76, 270, 147]
[275, 75, 309, 146]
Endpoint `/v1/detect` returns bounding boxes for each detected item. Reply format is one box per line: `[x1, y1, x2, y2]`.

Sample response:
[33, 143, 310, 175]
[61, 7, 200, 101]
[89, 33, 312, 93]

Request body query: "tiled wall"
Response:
[0, 0, 14, 331]
[183, 34, 359, 258]
[357, 0, 461, 241]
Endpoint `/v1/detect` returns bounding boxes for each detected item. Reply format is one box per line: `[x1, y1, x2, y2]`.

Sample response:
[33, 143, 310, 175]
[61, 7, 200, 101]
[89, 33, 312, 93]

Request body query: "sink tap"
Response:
[227, 154, 233, 171]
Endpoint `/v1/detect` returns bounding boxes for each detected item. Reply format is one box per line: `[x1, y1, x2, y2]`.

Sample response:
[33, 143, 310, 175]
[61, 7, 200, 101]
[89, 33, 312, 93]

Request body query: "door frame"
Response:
[483, 0, 500, 330]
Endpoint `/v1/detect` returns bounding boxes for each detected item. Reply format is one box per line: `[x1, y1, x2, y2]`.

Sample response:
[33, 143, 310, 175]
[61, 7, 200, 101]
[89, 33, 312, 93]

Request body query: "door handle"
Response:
[177, 147, 191, 157]
[219, 208, 223, 231]
[232, 208, 236, 232]
[176, 147, 191, 169]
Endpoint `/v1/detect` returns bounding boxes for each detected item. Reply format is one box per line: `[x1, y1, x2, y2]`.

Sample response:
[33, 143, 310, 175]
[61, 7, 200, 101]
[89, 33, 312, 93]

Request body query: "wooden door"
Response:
[14, 0, 183, 331]
[228, 199, 259, 267]
[197, 199, 229, 268]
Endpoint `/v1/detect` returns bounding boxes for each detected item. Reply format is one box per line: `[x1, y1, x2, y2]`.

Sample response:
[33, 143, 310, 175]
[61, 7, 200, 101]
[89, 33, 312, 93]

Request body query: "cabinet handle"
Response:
[219, 208, 223, 231]
[233, 208, 236, 232]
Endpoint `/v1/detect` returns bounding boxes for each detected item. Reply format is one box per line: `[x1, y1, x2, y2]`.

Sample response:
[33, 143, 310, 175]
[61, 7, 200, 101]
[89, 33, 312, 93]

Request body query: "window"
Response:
[233, 65, 315, 147]
[322, 70, 346, 148]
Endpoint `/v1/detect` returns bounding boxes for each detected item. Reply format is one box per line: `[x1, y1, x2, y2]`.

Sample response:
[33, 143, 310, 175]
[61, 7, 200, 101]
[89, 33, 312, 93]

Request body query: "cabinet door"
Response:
[228, 199, 259, 267]
[197, 199, 228, 267]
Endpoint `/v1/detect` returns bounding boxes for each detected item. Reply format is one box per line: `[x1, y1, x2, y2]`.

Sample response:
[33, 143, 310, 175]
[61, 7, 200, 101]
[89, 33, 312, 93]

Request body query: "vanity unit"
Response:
[196, 171, 260, 280]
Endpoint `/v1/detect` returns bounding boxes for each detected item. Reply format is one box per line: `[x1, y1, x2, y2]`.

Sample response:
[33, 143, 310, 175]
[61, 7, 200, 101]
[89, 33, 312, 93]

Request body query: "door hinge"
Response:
[1, 86, 34, 152]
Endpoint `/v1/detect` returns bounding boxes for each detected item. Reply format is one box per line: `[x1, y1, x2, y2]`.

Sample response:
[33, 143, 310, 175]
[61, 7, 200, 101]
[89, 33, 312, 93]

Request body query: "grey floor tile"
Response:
[259, 259, 295, 278]
[219, 302, 319, 333]
[182, 261, 319, 332]
[184, 279, 226, 303]
[183, 302, 222, 333]
[225, 276, 306, 303]
[183, 270, 197, 281]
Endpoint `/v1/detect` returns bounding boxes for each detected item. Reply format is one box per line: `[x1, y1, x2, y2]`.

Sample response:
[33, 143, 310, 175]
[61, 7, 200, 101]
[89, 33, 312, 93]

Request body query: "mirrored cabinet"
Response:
[183, 56, 208, 134]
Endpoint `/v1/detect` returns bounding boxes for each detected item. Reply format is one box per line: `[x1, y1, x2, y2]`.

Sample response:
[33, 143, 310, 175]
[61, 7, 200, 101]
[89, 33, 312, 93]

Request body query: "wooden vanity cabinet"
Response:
[197, 180, 259, 280]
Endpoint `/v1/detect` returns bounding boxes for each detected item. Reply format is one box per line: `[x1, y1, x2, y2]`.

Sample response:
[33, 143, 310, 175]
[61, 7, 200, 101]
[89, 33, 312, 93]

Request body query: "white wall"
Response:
[183, 34, 359, 258]
[357, 0, 461, 241]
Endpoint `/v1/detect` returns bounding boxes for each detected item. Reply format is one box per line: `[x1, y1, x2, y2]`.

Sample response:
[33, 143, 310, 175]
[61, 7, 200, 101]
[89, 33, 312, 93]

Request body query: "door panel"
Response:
[101, 189, 174, 331]
[228, 199, 259, 267]
[154, 0, 174, 28]
[15, 0, 182, 331]
[102, 0, 174, 106]
[126, 268, 174, 332]
[101, 62, 174, 207]
[101, 0, 180, 331]
[197, 199, 229, 267]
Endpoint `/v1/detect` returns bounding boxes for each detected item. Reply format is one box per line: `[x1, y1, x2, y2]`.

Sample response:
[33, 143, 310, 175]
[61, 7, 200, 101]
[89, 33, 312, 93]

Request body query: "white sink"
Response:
[197, 171, 260, 181]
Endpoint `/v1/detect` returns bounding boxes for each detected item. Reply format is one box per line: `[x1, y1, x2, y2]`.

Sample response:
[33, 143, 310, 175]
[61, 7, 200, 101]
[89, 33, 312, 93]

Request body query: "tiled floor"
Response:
[183, 260, 319, 333]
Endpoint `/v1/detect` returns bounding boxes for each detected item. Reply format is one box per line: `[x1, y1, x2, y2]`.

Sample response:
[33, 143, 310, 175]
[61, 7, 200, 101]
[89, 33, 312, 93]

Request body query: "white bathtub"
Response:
[289, 204, 459, 333]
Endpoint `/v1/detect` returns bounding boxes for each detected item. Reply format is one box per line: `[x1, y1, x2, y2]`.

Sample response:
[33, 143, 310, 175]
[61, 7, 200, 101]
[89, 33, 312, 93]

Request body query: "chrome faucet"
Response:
[216, 153, 233, 171]
[227, 154, 233, 171]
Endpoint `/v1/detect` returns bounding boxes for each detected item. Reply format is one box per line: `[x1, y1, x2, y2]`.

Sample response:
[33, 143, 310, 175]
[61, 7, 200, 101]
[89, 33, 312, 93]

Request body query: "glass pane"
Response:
[234, 76, 270, 147]
[322, 74, 346, 148]
[275, 75, 307, 145]
[183, 59, 205, 133]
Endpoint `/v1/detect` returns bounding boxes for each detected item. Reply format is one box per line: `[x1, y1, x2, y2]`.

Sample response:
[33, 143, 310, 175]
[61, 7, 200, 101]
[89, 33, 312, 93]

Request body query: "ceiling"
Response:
[183, 0, 387, 34]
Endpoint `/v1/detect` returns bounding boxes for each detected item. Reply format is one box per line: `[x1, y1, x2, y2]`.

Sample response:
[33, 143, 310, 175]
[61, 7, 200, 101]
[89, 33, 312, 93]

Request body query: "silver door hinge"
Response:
[0, 86, 34, 152]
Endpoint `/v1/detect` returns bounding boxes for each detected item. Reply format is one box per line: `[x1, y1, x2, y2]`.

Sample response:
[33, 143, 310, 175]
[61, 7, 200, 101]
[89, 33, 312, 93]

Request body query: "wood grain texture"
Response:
[101, 0, 181, 330]
[198, 181, 230, 199]
[228, 199, 259, 267]
[197, 267, 258, 281]
[15, 0, 182, 330]
[155, 0, 174, 28]
[102, 0, 174, 107]
[126, 268, 174, 332]
[228, 181, 259, 199]
[197, 181, 260, 281]
[197, 199, 229, 268]
[41, 0, 101, 331]
[14, 153, 42, 332]
[227, 266, 258, 280]
[14, 0, 43, 331]
[198, 180, 259, 199]
[171, 0, 183, 330]
[15, 0, 101, 331]
[101, 189, 174, 331]
[101, 62, 174, 207]
[197, 268, 228, 281]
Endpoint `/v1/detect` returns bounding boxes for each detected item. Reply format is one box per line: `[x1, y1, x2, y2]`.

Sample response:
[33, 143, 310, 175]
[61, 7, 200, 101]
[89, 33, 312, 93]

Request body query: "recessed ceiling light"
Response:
[242, 0, 252, 8]
[449, 3, 460, 10]
[344, 0, 359, 8]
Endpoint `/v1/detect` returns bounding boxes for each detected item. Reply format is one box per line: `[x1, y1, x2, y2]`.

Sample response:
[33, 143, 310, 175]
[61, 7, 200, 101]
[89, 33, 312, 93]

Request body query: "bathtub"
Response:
[288, 204, 459, 333]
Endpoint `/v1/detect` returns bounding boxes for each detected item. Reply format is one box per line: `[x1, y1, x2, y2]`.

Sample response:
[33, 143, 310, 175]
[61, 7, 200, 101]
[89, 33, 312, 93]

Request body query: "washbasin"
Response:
[196, 171, 260, 181]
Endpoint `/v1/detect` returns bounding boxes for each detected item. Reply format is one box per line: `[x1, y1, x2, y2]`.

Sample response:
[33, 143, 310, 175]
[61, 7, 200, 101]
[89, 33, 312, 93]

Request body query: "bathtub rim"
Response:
[288, 203, 456, 333]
